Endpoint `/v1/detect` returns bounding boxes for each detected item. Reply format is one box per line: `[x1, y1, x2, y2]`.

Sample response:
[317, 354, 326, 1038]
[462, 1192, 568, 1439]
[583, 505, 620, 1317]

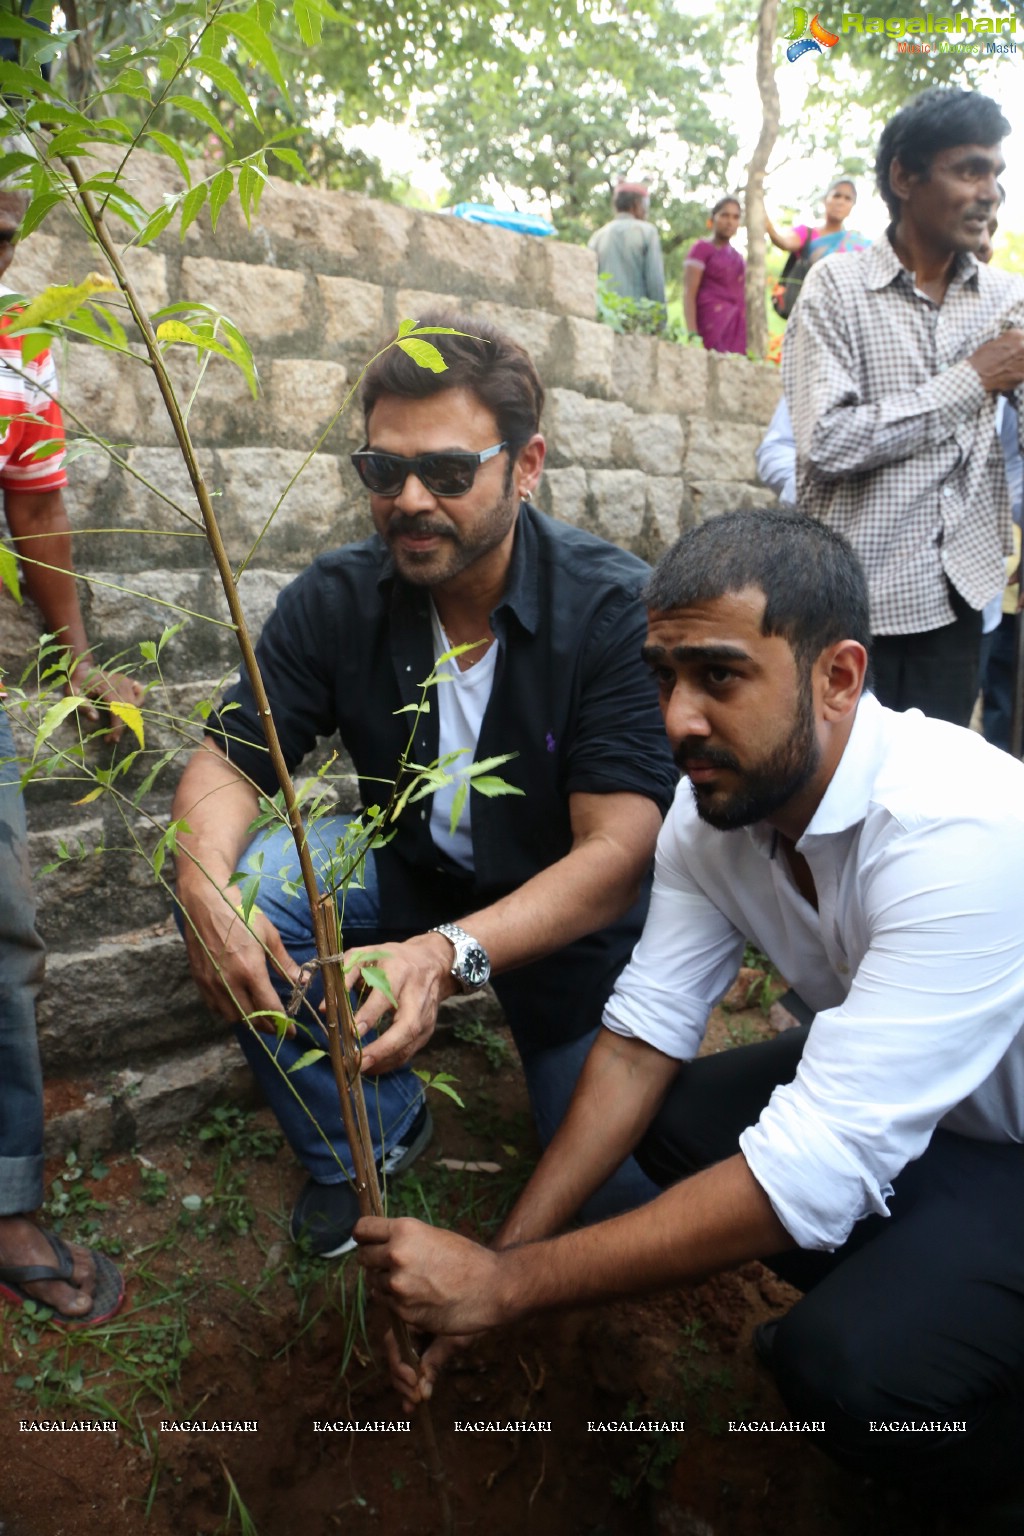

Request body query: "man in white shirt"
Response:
[358, 508, 1024, 1513]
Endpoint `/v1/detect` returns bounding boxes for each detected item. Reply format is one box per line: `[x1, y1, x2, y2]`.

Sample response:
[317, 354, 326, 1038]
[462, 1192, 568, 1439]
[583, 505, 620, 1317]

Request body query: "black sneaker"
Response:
[289, 1103, 433, 1259]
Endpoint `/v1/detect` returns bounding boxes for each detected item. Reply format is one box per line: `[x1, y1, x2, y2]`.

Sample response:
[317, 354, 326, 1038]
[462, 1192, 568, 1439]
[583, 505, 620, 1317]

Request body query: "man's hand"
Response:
[344, 933, 457, 1074]
[968, 329, 1024, 393]
[67, 660, 144, 743]
[355, 1216, 508, 1335]
[383, 1327, 473, 1415]
[179, 880, 300, 1034]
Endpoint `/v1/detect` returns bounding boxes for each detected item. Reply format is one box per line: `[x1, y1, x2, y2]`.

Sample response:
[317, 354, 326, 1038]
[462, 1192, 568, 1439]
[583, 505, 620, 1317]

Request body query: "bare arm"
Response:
[682, 261, 703, 337]
[172, 739, 301, 1028]
[358, 1151, 791, 1338]
[351, 790, 664, 1074]
[5, 488, 142, 734]
[765, 216, 802, 254]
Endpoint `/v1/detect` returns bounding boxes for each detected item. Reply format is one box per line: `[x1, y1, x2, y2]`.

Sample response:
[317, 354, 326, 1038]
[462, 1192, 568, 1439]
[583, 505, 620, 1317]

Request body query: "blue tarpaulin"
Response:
[449, 203, 556, 238]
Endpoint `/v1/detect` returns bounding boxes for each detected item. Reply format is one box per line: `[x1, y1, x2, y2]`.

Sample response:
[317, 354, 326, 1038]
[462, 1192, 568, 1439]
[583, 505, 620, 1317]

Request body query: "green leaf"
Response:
[222, 11, 290, 99]
[470, 776, 526, 799]
[136, 199, 178, 249]
[448, 781, 468, 836]
[18, 191, 63, 241]
[0, 541, 21, 604]
[35, 695, 85, 748]
[269, 147, 305, 177]
[192, 57, 260, 128]
[465, 753, 518, 777]
[73, 785, 105, 806]
[288, 1048, 327, 1073]
[396, 318, 416, 337]
[179, 182, 208, 240]
[397, 338, 447, 374]
[209, 169, 233, 233]
[144, 130, 192, 189]
[413, 1069, 465, 1109]
[359, 965, 396, 1008]
[166, 94, 233, 149]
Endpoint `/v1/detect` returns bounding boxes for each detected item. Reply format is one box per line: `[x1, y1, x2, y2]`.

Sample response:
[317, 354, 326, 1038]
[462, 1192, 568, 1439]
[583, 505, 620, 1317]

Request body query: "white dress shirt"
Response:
[755, 397, 797, 506]
[603, 693, 1024, 1251]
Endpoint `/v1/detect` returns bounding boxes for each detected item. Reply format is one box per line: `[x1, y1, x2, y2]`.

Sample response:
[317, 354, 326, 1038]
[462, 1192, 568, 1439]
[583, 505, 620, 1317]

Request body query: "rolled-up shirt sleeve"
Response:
[741, 812, 1024, 1251]
[602, 789, 746, 1058]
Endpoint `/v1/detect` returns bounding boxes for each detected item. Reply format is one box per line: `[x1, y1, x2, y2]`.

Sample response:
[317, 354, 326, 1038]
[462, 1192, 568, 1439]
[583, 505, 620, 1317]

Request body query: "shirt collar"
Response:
[796, 692, 890, 847]
[374, 502, 540, 636]
[865, 229, 979, 294]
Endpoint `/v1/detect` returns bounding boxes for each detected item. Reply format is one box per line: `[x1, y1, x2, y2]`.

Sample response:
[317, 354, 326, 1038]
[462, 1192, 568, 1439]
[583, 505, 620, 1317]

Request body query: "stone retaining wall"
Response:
[0, 157, 781, 1155]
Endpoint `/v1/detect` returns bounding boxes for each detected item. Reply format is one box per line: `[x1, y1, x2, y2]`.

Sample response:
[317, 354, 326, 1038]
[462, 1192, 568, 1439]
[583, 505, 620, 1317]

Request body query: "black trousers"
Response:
[871, 582, 983, 727]
[634, 1028, 1024, 1493]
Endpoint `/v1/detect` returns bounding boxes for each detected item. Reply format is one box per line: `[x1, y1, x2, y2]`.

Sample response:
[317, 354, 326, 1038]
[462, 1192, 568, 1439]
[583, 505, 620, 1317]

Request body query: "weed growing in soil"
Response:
[610, 1398, 681, 1500]
[451, 1016, 514, 1071]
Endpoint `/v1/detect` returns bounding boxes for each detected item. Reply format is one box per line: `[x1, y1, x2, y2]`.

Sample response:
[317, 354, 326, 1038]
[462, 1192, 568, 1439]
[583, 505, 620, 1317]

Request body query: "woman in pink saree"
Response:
[683, 197, 746, 356]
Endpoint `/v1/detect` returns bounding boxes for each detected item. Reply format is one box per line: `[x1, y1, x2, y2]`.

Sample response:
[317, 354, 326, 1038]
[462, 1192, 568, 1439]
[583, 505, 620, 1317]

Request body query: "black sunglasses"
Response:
[350, 441, 508, 498]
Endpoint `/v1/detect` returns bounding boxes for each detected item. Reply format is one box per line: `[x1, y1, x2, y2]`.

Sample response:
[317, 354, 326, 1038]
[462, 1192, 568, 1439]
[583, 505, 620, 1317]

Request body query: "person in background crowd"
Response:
[785, 87, 1024, 727]
[683, 197, 746, 355]
[767, 177, 870, 267]
[587, 181, 666, 321]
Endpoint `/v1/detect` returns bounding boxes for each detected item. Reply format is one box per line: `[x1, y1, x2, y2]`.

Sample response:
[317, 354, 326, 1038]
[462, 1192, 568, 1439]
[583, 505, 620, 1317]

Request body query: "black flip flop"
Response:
[0, 1227, 125, 1328]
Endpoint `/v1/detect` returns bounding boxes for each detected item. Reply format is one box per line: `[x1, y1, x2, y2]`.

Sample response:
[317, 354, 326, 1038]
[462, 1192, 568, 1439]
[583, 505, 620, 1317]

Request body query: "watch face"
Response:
[460, 944, 490, 987]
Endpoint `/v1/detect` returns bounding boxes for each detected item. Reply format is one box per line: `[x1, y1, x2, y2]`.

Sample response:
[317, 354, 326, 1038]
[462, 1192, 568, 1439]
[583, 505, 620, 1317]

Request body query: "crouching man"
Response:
[171, 312, 677, 1257]
[358, 508, 1024, 1522]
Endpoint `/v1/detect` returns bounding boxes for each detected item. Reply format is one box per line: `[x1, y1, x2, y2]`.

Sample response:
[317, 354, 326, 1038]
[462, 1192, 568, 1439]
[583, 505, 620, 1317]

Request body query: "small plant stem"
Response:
[61, 153, 453, 1534]
[316, 898, 453, 1534]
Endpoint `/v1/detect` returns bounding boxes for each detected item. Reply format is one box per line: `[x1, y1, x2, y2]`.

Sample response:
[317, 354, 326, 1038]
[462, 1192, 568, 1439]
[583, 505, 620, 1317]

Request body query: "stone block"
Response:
[611, 334, 659, 409]
[182, 257, 309, 342]
[518, 237, 596, 319]
[412, 213, 520, 302]
[685, 420, 765, 483]
[392, 289, 461, 329]
[710, 354, 782, 424]
[545, 389, 632, 467]
[9, 234, 74, 295]
[540, 466, 589, 529]
[588, 469, 648, 548]
[234, 177, 360, 268]
[268, 360, 350, 449]
[215, 448, 355, 567]
[651, 343, 707, 416]
[62, 341, 152, 444]
[624, 414, 685, 476]
[110, 1041, 257, 1149]
[555, 316, 615, 396]
[341, 194, 415, 283]
[36, 925, 207, 1074]
[45, 1093, 116, 1164]
[317, 274, 385, 353]
[690, 480, 778, 522]
[463, 301, 561, 376]
[77, 565, 233, 679]
[646, 478, 687, 549]
[120, 248, 171, 320]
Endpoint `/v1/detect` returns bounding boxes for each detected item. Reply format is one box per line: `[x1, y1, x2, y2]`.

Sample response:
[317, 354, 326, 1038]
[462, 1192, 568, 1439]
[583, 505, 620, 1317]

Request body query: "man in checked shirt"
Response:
[784, 87, 1024, 727]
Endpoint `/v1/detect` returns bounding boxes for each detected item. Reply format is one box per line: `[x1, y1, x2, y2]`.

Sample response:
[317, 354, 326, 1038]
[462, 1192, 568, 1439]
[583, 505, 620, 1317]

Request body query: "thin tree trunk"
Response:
[745, 0, 780, 360]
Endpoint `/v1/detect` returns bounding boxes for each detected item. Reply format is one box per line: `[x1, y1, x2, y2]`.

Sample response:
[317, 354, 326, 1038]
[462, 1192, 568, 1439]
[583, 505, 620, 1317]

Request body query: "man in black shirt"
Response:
[172, 312, 678, 1255]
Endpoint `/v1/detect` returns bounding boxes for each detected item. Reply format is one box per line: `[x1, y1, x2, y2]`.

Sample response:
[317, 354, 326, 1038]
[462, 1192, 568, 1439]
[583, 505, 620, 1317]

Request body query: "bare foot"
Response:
[0, 1215, 97, 1317]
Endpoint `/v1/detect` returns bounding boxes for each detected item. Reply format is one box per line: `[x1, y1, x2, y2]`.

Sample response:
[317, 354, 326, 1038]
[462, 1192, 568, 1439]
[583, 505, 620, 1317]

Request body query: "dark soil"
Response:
[0, 988, 977, 1536]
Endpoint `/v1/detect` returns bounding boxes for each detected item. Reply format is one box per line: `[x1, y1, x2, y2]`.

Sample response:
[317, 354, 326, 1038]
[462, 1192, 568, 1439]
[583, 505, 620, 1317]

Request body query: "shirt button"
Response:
[943, 487, 953, 498]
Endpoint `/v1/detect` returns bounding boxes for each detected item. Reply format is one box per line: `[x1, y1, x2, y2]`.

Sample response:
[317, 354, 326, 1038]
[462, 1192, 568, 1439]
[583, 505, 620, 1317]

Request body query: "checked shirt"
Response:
[783, 234, 1024, 635]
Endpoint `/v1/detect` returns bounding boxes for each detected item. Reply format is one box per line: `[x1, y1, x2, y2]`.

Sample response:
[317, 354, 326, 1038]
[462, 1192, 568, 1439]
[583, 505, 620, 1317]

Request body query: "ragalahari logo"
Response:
[784, 7, 840, 61]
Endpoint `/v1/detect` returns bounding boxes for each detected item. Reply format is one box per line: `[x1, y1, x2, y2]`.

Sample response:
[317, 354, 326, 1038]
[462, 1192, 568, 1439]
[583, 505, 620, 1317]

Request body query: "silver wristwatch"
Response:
[429, 922, 491, 993]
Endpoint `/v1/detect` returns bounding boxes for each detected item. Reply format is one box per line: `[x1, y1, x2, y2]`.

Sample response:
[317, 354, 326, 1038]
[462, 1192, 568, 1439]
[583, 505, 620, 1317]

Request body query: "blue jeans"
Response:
[0, 708, 46, 1214]
[234, 817, 657, 1217]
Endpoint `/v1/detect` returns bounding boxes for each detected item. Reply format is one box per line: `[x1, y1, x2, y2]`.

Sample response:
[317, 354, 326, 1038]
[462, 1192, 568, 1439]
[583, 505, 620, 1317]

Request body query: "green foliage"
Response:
[595, 273, 667, 337]
[451, 1016, 513, 1072]
[418, 2, 735, 248]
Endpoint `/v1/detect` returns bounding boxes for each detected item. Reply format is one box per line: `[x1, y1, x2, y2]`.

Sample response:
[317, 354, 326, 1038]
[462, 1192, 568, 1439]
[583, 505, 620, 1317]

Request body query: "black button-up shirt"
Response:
[211, 504, 678, 1049]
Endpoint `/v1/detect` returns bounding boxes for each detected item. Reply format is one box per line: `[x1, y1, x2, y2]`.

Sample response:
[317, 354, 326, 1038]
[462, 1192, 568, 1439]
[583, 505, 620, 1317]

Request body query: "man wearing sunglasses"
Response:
[172, 312, 678, 1258]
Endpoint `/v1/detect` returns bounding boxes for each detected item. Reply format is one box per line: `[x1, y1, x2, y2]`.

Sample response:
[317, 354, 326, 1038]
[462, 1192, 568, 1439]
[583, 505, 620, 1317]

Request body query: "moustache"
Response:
[673, 743, 742, 774]
[386, 517, 456, 540]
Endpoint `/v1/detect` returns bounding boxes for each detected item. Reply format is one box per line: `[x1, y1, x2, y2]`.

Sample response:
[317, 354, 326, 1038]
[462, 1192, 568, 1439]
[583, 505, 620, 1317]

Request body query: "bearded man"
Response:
[359, 508, 1024, 1529]
[172, 311, 677, 1257]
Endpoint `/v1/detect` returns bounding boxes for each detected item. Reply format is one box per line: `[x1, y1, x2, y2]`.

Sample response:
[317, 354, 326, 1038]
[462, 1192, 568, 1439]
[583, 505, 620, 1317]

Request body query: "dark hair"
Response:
[614, 188, 646, 214]
[875, 88, 1009, 219]
[711, 196, 740, 218]
[361, 309, 544, 453]
[644, 509, 872, 671]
